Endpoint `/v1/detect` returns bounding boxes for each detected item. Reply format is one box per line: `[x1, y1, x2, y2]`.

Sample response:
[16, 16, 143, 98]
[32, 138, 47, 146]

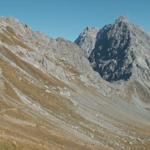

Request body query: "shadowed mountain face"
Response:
[76, 16, 150, 82]
[0, 16, 150, 150]
[89, 17, 133, 82]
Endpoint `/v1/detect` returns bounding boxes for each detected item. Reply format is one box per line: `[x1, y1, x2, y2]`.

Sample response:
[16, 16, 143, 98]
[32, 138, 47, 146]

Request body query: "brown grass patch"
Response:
[0, 26, 33, 51]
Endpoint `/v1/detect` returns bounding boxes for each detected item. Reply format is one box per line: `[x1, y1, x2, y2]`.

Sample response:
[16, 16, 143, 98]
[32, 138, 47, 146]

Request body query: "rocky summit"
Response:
[75, 26, 99, 57]
[76, 16, 150, 83]
[0, 16, 150, 150]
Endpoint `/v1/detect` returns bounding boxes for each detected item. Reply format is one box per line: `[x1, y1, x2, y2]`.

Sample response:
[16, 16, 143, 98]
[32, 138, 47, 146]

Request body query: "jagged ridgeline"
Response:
[0, 16, 150, 150]
[75, 16, 150, 82]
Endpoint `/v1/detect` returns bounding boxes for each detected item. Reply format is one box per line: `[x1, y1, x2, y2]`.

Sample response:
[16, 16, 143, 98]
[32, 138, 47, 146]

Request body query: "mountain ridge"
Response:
[76, 16, 150, 83]
[75, 26, 99, 57]
[0, 16, 150, 150]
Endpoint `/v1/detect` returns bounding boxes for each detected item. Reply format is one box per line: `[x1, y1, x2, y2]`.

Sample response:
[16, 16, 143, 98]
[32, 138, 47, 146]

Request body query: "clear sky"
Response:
[0, 0, 149, 41]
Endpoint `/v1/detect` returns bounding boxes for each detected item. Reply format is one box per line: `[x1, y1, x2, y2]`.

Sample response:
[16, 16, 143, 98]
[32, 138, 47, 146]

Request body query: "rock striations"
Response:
[0, 16, 150, 150]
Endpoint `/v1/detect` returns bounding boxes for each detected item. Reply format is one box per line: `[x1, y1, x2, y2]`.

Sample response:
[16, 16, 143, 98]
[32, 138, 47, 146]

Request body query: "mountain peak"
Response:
[83, 26, 98, 32]
[75, 27, 99, 57]
[0, 16, 150, 150]
[114, 16, 131, 29]
[76, 16, 150, 83]
[115, 16, 129, 23]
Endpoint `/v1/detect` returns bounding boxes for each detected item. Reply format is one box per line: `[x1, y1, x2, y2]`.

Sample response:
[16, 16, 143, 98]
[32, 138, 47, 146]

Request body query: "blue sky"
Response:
[0, 0, 149, 41]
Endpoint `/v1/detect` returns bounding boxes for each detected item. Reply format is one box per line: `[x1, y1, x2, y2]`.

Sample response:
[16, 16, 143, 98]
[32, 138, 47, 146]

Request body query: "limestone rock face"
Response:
[75, 16, 150, 109]
[76, 16, 150, 84]
[0, 16, 150, 150]
[75, 27, 99, 57]
[89, 16, 134, 82]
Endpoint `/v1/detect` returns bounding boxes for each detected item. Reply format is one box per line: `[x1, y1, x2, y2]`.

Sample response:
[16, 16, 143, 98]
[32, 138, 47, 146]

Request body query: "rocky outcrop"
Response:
[75, 27, 99, 57]
[76, 16, 150, 84]
[0, 16, 150, 150]
[89, 16, 134, 82]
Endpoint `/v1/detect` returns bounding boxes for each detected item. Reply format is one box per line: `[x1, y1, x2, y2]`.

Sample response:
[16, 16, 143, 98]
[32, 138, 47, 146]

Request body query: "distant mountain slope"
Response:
[0, 17, 150, 150]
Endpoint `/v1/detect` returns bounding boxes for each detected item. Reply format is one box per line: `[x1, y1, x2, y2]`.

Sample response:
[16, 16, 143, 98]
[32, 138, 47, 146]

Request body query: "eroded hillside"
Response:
[0, 17, 150, 150]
